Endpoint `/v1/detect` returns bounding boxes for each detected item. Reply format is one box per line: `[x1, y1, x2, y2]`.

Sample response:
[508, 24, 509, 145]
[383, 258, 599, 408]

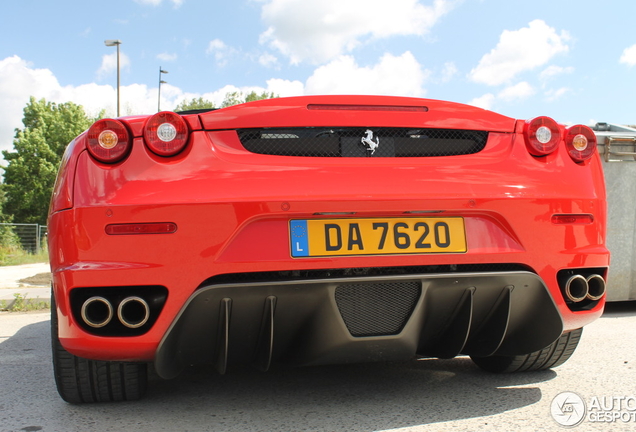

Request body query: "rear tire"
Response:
[470, 328, 583, 373]
[51, 289, 148, 403]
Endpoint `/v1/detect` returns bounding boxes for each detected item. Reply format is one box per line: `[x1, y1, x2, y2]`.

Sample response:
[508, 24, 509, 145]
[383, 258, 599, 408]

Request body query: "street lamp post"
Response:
[104, 39, 122, 117]
[158, 67, 168, 112]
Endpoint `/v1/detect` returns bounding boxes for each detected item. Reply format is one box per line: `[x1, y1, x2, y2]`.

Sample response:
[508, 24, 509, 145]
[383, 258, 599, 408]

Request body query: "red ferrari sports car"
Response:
[48, 95, 609, 403]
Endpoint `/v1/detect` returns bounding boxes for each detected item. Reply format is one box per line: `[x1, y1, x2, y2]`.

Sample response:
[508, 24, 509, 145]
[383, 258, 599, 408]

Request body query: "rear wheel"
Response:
[470, 328, 583, 373]
[51, 289, 148, 403]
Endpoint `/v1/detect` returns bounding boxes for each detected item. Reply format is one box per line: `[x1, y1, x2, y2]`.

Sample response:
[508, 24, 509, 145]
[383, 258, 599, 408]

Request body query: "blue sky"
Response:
[1, 0, 635, 152]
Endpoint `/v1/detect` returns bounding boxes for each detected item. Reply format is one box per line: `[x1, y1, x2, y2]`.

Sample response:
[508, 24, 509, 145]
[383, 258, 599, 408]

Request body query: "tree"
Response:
[221, 90, 277, 108]
[2, 97, 96, 225]
[174, 97, 216, 112]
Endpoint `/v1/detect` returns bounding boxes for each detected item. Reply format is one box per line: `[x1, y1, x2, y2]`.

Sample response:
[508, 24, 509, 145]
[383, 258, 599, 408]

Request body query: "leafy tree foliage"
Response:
[2, 97, 95, 225]
[174, 97, 216, 112]
[221, 91, 278, 108]
[174, 91, 278, 111]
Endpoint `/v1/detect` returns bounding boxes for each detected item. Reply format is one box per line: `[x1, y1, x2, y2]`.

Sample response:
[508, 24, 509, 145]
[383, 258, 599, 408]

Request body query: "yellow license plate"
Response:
[290, 217, 466, 257]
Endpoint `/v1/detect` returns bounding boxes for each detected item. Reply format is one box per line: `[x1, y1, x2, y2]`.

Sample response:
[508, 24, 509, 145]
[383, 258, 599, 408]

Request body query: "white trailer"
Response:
[594, 122, 636, 301]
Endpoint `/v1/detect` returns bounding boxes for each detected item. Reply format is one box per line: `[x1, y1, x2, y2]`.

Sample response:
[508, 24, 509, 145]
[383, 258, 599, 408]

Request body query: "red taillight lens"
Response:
[143, 111, 189, 156]
[565, 125, 597, 162]
[105, 222, 177, 235]
[552, 214, 594, 225]
[86, 119, 131, 163]
[523, 116, 561, 156]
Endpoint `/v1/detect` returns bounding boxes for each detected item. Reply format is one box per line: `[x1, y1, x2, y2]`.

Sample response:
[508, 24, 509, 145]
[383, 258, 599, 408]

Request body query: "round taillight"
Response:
[565, 125, 597, 162]
[523, 116, 562, 156]
[86, 119, 131, 163]
[143, 111, 189, 156]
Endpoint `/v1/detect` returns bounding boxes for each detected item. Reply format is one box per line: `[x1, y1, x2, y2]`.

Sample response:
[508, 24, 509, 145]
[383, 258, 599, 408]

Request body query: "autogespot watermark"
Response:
[551, 392, 636, 428]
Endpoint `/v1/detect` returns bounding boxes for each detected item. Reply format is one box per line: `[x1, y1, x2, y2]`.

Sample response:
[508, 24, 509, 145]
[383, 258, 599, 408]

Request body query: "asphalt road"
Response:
[1, 302, 635, 432]
[0, 263, 51, 307]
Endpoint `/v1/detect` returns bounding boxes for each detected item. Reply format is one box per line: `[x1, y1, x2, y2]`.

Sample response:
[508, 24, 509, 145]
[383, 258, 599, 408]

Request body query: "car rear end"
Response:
[48, 95, 608, 398]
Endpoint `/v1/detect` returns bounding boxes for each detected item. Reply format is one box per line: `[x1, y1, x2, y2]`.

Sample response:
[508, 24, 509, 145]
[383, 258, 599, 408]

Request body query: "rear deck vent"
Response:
[335, 281, 421, 337]
[237, 128, 488, 157]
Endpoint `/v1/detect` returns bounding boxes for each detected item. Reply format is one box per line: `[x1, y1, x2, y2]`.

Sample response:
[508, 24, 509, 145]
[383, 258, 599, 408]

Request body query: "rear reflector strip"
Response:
[551, 214, 594, 225]
[307, 104, 428, 112]
[106, 223, 177, 235]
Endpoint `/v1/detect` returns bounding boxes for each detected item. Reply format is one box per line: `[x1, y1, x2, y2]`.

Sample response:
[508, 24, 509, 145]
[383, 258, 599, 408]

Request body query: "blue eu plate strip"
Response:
[290, 220, 309, 257]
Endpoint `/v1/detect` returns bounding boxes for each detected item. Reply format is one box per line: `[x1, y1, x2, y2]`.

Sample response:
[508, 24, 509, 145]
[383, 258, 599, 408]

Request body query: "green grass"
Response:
[0, 293, 50, 311]
[0, 245, 49, 266]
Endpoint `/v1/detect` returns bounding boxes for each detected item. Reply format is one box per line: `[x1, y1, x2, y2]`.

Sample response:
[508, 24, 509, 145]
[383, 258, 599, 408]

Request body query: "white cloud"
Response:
[545, 87, 570, 102]
[540, 65, 574, 80]
[265, 78, 304, 97]
[206, 39, 237, 67]
[441, 61, 457, 82]
[305, 52, 429, 96]
[497, 81, 534, 101]
[620, 44, 636, 66]
[157, 52, 178, 62]
[468, 93, 495, 110]
[467, 82, 535, 111]
[260, 0, 457, 64]
[469, 20, 570, 86]
[97, 51, 131, 80]
[206, 39, 226, 53]
[259, 53, 278, 68]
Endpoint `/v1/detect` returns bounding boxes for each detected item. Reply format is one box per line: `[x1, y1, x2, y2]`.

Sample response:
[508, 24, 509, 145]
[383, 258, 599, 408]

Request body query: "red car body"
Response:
[48, 95, 608, 402]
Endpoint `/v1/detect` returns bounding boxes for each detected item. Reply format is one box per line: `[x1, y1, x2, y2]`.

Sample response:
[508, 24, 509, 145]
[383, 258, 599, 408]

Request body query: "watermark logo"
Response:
[551, 392, 586, 427]
[551, 392, 636, 427]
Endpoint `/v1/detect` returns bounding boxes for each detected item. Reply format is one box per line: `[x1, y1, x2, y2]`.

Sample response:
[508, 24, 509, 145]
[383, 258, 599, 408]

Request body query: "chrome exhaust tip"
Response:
[81, 296, 114, 328]
[117, 296, 150, 329]
[586, 274, 606, 301]
[564, 275, 588, 302]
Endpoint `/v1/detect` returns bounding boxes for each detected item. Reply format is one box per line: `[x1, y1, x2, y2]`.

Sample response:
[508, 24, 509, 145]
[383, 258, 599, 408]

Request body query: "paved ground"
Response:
[1, 300, 635, 431]
[0, 263, 51, 307]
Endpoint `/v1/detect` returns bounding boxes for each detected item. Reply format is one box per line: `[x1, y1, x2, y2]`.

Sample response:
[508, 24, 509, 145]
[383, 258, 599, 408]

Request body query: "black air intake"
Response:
[335, 281, 421, 336]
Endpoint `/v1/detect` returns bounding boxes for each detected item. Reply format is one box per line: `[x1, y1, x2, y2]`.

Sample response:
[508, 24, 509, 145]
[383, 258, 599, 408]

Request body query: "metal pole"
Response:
[105, 40, 122, 117]
[158, 66, 162, 112]
[116, 43, 120, 117]
[36, 225, 41, 254]
[158, 67, 168, 112]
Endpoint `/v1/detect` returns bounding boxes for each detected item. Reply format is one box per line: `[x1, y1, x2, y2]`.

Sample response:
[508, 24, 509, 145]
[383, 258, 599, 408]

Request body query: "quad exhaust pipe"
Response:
[564, 274, 606, 303]
[117, 296, 150, 328]
[585, 274, 606, 301]
[81, 296, 114, 328]
[80, 296, 150, 329]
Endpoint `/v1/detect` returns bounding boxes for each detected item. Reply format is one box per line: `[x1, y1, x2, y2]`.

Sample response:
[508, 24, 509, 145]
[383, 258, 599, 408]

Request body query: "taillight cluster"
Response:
[86, 111, 190, 163]
[87, 119, 131, 163]
[564, 125, 597, 162]
[143, 111, 189, 156]
[523, 116, 597, 163]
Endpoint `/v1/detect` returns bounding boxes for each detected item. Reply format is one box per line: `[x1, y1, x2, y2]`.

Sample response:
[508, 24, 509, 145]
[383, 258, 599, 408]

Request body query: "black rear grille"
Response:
[200, 264, 533, 287]
[237, 128, 488, 157]
[335, 281, 421, 337]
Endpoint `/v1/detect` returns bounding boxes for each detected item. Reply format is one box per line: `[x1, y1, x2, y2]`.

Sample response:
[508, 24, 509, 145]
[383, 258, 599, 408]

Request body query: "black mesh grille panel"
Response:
[237, 128, 488, 157]
[335, 281, 421, 337]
